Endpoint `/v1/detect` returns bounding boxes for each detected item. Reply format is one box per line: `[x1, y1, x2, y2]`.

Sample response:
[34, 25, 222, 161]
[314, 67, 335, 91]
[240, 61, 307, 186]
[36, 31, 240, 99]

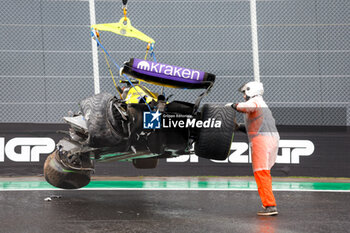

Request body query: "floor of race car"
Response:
[0, 177, 349, 233]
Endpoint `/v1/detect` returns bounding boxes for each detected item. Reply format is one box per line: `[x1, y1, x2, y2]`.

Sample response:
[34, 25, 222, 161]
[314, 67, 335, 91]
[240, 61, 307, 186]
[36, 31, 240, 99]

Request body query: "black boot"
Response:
[257, 206, 278, 216]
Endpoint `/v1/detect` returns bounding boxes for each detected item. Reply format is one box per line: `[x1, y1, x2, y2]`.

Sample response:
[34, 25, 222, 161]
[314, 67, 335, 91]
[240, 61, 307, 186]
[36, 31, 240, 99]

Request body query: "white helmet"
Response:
[239, 81, 264, 98]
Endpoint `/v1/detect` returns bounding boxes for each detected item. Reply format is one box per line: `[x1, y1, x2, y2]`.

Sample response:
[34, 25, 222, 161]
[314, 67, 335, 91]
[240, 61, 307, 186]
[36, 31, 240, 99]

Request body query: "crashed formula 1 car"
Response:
[44, 59, 235, 189]
[43, 5, 236, 189]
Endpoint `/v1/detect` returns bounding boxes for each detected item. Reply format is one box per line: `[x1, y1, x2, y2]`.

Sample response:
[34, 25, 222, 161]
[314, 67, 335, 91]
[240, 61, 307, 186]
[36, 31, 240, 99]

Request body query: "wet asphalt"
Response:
[0, 189, 349, 233]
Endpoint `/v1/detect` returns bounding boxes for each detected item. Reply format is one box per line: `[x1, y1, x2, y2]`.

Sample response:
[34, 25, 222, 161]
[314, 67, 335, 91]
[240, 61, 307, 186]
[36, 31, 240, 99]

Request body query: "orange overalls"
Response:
[237, 96, 279, 207]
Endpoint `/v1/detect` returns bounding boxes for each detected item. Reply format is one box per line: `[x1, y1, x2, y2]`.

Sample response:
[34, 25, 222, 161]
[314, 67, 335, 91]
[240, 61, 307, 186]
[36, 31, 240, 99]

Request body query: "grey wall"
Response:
[0, 0, 349, 125]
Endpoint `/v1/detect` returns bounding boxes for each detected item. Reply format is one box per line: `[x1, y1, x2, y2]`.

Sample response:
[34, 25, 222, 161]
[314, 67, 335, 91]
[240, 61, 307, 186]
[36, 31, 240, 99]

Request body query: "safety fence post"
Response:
[89, 0, 100, 94]
[250, 0, 260, 83]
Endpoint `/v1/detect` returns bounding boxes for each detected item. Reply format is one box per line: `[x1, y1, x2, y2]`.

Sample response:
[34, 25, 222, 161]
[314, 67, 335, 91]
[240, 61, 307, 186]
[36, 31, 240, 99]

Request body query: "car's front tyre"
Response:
[43, 150, 91, 189]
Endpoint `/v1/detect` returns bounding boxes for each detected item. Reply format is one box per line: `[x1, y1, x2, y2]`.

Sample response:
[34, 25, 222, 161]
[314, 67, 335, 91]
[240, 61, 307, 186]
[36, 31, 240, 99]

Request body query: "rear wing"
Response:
[121, 58, 215, 89]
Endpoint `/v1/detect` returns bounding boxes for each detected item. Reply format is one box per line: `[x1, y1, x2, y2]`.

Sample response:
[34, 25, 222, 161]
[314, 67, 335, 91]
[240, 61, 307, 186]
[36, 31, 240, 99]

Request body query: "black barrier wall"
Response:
[0, 123, 349, 177]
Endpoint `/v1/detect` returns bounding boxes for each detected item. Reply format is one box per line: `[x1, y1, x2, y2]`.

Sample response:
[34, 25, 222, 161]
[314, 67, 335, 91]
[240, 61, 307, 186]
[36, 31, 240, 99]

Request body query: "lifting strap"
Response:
[91, 29, 153, 112]
[95, 32, 123, 99]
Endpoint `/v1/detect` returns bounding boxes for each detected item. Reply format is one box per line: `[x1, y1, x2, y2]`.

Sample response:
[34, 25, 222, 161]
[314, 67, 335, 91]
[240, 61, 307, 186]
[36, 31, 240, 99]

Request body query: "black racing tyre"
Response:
[80, 93, 125, 147]
[132, 157, 159, 169]
[43, 151, 91, 189]
[194, 104, 235, 160]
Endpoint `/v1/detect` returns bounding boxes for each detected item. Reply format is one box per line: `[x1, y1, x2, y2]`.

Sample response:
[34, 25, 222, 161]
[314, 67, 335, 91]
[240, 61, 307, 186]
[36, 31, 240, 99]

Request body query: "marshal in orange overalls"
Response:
[236, 96, 279, 207]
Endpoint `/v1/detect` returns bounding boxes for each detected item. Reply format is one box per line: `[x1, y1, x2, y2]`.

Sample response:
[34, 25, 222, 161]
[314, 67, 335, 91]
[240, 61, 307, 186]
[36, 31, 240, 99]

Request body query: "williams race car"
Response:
[43, 4, 235, 189]
[43, 59, 235, 189]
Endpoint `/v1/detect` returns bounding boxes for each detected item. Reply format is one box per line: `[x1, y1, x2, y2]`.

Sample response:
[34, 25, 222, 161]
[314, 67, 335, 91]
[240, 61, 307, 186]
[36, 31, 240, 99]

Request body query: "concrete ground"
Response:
[0, 177, 349, 233]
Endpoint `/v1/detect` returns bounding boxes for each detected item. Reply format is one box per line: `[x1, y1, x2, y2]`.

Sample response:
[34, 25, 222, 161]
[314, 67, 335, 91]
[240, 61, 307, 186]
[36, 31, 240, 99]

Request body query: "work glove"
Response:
[225, 103, 239, 111]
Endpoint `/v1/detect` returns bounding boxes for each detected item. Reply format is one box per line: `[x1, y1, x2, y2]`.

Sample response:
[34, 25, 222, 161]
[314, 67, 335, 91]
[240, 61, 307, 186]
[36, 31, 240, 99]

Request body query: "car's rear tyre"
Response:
[80, 93, 125, 147]
[44, 151, 91, 189]
[132, 157, 159, 169]
[194, 104, 235, 160]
